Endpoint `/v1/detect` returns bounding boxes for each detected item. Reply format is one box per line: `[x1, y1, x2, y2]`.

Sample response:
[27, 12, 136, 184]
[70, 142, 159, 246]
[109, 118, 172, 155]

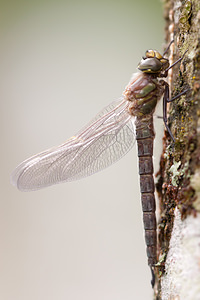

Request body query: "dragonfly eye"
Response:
[138, 57, 162, 73]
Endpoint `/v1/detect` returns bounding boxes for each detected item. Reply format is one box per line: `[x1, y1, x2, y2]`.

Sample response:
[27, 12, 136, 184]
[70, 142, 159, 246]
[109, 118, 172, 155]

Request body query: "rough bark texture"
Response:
[155, 0, 200, 299]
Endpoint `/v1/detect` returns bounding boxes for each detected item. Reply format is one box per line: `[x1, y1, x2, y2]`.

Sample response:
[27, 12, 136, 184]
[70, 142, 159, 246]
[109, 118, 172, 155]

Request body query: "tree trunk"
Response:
[155, 0, 200, 299]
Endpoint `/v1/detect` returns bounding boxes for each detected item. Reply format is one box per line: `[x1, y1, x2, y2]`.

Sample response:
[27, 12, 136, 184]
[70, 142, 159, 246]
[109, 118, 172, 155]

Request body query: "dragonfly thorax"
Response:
[123, 72, 162, 117]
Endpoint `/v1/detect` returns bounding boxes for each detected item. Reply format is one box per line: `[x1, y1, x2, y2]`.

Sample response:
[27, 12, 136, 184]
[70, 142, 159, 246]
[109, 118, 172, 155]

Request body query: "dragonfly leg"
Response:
[162, 81, 175, 143]
[161, 81, 190, 143]
[162, 40, 174, 57]
[165, 49, 188, 73]
[161, 49, 188, 78]
[167, 88, 191, 102]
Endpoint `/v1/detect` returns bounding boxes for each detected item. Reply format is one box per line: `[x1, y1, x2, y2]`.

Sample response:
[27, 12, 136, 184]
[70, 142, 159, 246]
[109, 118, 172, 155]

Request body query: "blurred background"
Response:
[1, 0, 165, 299]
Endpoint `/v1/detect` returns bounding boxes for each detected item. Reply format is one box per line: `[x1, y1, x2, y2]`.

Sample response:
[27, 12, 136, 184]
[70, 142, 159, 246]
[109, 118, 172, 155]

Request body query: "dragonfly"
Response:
[11, 41, 188, 287]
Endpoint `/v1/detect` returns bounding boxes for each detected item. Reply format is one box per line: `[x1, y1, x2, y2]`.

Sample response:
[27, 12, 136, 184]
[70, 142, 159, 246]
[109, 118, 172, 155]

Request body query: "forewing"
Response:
[12, 97, 136, 191]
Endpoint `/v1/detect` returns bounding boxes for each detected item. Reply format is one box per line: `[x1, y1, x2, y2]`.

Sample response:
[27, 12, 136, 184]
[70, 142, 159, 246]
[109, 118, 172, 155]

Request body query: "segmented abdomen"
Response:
[135, 117, 157, 266]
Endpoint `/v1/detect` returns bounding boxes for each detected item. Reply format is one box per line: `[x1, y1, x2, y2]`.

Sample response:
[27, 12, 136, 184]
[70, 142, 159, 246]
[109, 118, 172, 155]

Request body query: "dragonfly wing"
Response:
[12, 97, 136, 191]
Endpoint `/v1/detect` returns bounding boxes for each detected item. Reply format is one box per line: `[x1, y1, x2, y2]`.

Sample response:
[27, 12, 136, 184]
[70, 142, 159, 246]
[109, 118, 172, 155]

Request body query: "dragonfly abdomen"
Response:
[136, 117, 157, 266]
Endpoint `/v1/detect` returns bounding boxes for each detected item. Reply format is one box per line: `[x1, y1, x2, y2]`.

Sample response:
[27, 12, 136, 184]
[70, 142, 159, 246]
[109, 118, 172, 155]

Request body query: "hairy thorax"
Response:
[123, 72, 164, 118]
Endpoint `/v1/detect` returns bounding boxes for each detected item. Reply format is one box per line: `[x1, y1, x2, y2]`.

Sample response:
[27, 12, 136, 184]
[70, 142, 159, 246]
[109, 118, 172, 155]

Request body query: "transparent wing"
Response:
[11, 97, 136, 191]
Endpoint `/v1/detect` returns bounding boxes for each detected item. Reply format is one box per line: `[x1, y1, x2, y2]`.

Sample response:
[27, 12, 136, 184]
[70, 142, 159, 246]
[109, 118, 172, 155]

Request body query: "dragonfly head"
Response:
[138, 50, 169, 74]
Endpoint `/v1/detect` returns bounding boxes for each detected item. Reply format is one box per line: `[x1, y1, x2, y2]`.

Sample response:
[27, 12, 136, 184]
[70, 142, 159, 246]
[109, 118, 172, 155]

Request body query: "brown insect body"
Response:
[123, 50, 170, 266]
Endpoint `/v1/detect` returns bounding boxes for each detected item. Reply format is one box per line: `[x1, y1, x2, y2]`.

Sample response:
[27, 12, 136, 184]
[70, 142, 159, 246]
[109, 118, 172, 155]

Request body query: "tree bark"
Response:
[155, 0, 200, 299]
